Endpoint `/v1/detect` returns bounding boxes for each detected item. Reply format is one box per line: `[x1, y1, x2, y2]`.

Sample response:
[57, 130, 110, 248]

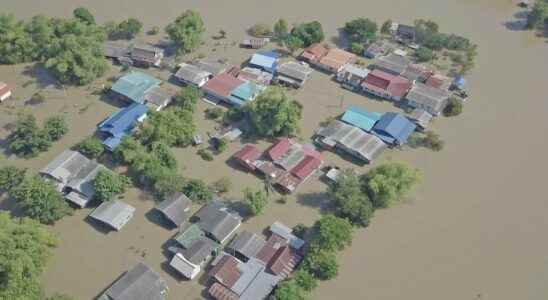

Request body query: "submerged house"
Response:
[0, 82, 13, 102]
[89, 200, 136, 231]
[174, 63, 212, 87]
[405, 82, 449, 116]
[174, 223, 206, 249]
[364, 40, 392, 59]
[248, 51, 279, 74]
[99, 263, 168, 300]
[98, 102, 149, 151]
[195, 200, 242, 244]
[395, 24, 417, 43]
[372, 112, 417, 146]
[193, 59, 229, 76]
[202, 73, 245, 104]
[40, 150, 105, 208]
[171, 236, 220, 279]
[336, 64, 370, 91]
[299, 43, 329, 64]
[154, 192, 192, 228]
[275, 62, 313, 88]
[425, 73, 452, 90]
[143, 86, 172, 112]
[130, 44, 164, 67]
[227, 231, 266, 262]
[401, 63, 434, 83]
[241, 37, 270, 49]
[110, 72, 162, 104]
[316, 48, 356, 73]
[407, 108, 433, 131]
[237, 67, 274, 86]
[361, 69, 412, 101]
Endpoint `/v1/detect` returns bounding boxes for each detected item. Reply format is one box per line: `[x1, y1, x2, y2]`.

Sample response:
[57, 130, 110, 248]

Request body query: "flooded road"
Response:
[2, 0, 548, 299]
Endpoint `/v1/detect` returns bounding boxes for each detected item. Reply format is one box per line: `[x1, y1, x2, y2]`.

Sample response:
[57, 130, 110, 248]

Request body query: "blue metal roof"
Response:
[249, 51, 279, 73]
[111, 72, 161, 103]
[372, 112, 416, 145]
[341, 106, 381, 132]
[228, 82, 266, 106]
[454, 76, 466, 88]
[98, 103, 148, 150]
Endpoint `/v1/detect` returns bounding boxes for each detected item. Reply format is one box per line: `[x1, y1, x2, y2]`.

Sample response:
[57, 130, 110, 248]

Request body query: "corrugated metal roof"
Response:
[249, 51, 279, 72]
[341, 106, 381, 132]
[102, 263, 167, 300]
[89, 200, 135, 231]
[98, 103, 148, 150]
[111, 72, 161, 103]
[373, 112, 416, 145]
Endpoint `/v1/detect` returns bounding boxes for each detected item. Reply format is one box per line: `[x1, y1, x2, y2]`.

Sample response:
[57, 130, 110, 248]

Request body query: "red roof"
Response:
[208, 282, 239, 300]
[267, 138, 292, 161]
[256, 233, 288, 264]
[233, 145, 262, 170]
[0, 82, 11, 97]
[208, 255, 241, 288]
[387, 76, 412, 98]
[425, 73, 450, 89]
[269, 246, 303, 278]
[362, 70, 411, 99]
[300, 43, 328, 62]
[290, 155, 322, 180]
[203, 73, 244, 98]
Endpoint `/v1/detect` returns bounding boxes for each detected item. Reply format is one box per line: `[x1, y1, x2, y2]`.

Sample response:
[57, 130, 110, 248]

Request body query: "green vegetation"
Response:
[328, 169, 374, 227]
[46, 293, 77, 300]
[380, 19, 393, 35]
[11, 175, 72, 224]
[283, 35, 305, 55]
[272, 279, 308, 300]
[344, 18, 378, 43]
[213, 137, 228, 154]
[166, 10, 206, 55]
[349, 42, 364, 55]
[0, 14, 35, 64]
[138, 107, 196, 147]
[302, 248, 339, 280]
[8, 114, 68, 158]
[73, 7, 95, 25]
[205, 107, 224, 120]
[212, 177, 232, 194]
[415, 46, 434, 62]
[408, 131, 445, 152]
[249, 22, 273, 37]
[0, 212, 58, 299]
[197, 148, 214, 161]
[106, 18, 143, 40]
[289, 21, 324, 47]
[173, 85, 202, 112]
[310, 214, 353, 252]
[294, 269, 318, 292]
[182, 179, 212, 203]
[93, 169, 130, 202]
[0, 166, 26, 193]
[247, 86, 303, 137]
[76, 135, 104, 159]
[243, 187, 268, 216]
[527, 0, 548, 30]
[274, 18, 289, 40]
[223, 106, 245, 124]
[292, 223, 308, 239]
[443, 96, 463, 117]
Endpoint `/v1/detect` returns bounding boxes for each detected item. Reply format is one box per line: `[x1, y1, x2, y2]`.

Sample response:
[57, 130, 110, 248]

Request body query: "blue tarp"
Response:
[249, 51, 279, 73]
[98, 103, 148, 151]
[341, 106, 381, 132]
[372, 112, 416, 145]
[454, 76, 466, 89]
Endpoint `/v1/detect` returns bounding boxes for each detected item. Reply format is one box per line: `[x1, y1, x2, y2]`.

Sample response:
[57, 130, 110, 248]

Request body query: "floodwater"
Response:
[1, 0, 548, 299]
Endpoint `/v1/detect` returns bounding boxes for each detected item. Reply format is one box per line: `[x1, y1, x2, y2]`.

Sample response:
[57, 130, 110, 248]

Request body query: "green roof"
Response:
[173, 224, 205, 249]
[111, 72, 161, 104]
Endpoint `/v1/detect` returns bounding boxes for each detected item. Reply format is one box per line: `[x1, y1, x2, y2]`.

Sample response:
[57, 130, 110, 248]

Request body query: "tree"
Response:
[8, 115, 51, 158]
[344, 18, 378, 43]
[0, 166, 26, 193]
[244, 187, 268, 216]
[361, 162, 422, 209]
[527, 1, 548, 29]
[349, 42, 364, 55]
[302, 249, 339, 280]
[247, 87, 303, 137]
[43, 115, 68, 141]
[283, 34, 305, 55]
[409, 131, 444, 152]
[11, 176, 72, 224]
[112, 18, 142, 39]
[77, 136, 104, 159]
[0, 212, 58, 299]
[292, 223, 308, 239]
[153, 173, 185, 200]
[174, 85, 202, 112]
[223, 107, 245, 124]
[328, 169, 374, 227]
[183, 179, 212, 203]
[294, 269, 317, 292]
[414, 19, 439, 44]
[205, 107, 224, 120]
[93, 169, 130, 202]
[73, 7, 95, 25]
[311, 215, 353, 252]
[380, 19, 393, 35]
[165, 10, 206, 55]
[0, 14, 35, 64]
[290, 21, 324, 47]
[212, 177, 232, 194]
[138, 107, 196, 147]
[249, 22, 272, 37]
[443, 97, 463, 117]
[148, 26, 160, 35]
[274, 18, 289, 40]
[415, 46, 434, 62]
[272, 279, 308, 300]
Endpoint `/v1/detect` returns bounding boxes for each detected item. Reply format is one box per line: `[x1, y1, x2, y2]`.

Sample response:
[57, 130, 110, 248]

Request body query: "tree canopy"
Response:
[165, 10, 206, 55]
[247, 87, 302, 137]
[173, 85, 202, 112]
[527, 0, 548, 29]
[290, 21, 324, 47]
[328, 169, 374, 227]
[301, 249, 339, 280]
[274, 19, 289, 40]
[272, 279, 308, 300]
[93, 169, 130, 202]
[311, 215, 353, 252]
[138, 107, 196, 147]
[344, 18, 378, 43]
[0, 14, 35, 64]
[43, 115, 68, 141]
[76, 135, 104, 159]
[0, 166, 26, 193]
[443, 97, 463, 117]
[8, 115, 52, 158]
[243, 187, 268, 216]
[73, 7, 95, 25]
[182, 179, 212, 203]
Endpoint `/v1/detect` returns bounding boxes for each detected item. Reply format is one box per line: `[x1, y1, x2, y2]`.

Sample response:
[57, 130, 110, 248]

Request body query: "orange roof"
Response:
[300, 43, 329, 61]
[0, 82, 11, 96]
[319, 48, 355, 70]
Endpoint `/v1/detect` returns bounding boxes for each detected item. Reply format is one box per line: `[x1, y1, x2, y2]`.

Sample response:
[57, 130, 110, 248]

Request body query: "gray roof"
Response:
[406, 82, 449, 115]
[131, 45, 163, 61]
[40, 150, 89, 184]
[183, 237, 220, 264]
[228, 231, 266, 259]
[340, 64, 370, 78]
[89, 200, 135, 231]
[100, 263, 168, 300]
[276, 62, 312, 82]
[374, 53, 411, 75]
[144, 86, 172, 109]
[169, 252, 200, 279]
[104, 43, 130, 58]
[269, 221, 305, 250]
[174, 63, 211, 85]
[408, 108, 433, 129]
[193, 59, 228, 76]
[196, 201, 242, 243]
[365, 40, 392, 57]
[239, 267, 281, 300]
[155, 192, 191, 227]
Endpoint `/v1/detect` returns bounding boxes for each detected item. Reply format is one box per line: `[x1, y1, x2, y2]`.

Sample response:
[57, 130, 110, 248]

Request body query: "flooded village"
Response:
[1, 0, 548, 300]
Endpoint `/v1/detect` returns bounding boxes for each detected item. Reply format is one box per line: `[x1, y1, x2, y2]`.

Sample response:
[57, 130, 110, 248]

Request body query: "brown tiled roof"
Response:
[267, 138, 292, 161]
[203, 73, 244, 98]
[233, 145, 263, 170]
[319, 48, 355, 70]
[208, 282, 239, 300]
[208, 255, 241, 288]
[290, 155, 322, 180]
[268, 246, 303, 278]
[256, 233, 288, 264]
[300, 43, 329, 61]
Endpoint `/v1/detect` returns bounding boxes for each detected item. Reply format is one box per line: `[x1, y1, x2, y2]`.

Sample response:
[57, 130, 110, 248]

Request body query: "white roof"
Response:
[270, 221, 305, 250]
[90, 200, 135, 231]
[170, 253, 201, 279]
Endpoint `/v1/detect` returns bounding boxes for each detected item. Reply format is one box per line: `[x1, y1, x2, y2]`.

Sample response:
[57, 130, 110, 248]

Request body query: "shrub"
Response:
[443, 97, 463, 117]
[43, 115, 68, 141]
[349, 42, 364, 55]
[197, 148, 214, 161]
[77, 136, 104, 159]
[93, 169, 130, 202]
[183, 179, 212, 203]
[205, 107, 224, 120]
[223, 107, 245, 124]
[249, 22, 272, 37]
[415, 46, 434, 62]
[0, 166, 26, 193]
[244, 187, 268, 216]
[212, 177, 232, 194]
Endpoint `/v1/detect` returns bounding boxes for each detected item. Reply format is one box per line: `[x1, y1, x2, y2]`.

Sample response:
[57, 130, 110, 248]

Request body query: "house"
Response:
[364, 40, 392, 59]
[228, 81, 266, 106]
[406, 82, 449, 116]
[241, 37, 270, 49]
[89, 200, 136, 231]
[227, 231, 266, 262]
[316, 120, 387, 163]
[144, 86, 172, 111]
[372, 112, 417, 146]
[208, 255, 242, 290]
[401, 64, 434, 82]
[395, 24, 417, 43]
[174, 63, 212, 87]
[174, 223, 206, 249]
[131, 44, 164, 67]
[336, 64, 370, 91]
[361, 69, 412, 101]
[407, 108, 433, 131]
[317, 48, 356, 73]
[193, 59, 229, 76]
[232, 145, 263, 171]
[373, 53, 411, 76]
[111, 72, 162, 104]
[98, 263, 168, 300]
[154, 192, 192, 227]
[236, 67, 273, 86]
[195, 200, 242, 244]
[299, 43, 329, 64]
[268, 222, 305, 251]
[40, 150, 105, 208]
[98, 103, 149, 151]
[170, 252, 201, 280]
[340, 106, 381, 132]
[248, 51, 279, 74]
[0, 82, 13, 102]
[425, 73, 452, 90]
[103, 43, 131, 65]
[275, 62, 313, 88]
[181, 237, 220, 268]
[202, 73, 245, 104]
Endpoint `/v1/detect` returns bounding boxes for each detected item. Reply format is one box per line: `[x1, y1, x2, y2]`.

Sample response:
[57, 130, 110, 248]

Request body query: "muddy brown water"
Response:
[1, 0, 548, 299]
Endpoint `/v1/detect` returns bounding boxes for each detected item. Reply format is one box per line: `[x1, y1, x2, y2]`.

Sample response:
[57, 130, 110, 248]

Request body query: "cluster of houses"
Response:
[232, 138, 324, 193]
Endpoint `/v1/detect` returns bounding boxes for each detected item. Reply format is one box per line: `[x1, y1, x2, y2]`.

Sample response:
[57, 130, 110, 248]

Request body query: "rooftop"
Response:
[111, 72, 161, 104]
[89, 200, 136, 231]
[319, 48, 355, 70]
[154, 192, 191, 227]
[373, 112, 417, 145]
[174, 63, 211, 85]
[406, 82, 449, 115]
[341, 106, 382, 132]
[174, 223, 205, 249]
[202, 73, 245, 99]
[276, 62, 312, 82]
[228, 231, 266, 260]
[98, 103, 149, 151]
[99, 263, 167, 300]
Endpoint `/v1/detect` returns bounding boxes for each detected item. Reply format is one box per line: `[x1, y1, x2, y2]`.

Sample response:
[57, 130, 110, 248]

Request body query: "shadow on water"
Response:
[84, 215, 112, 235]
[21, 64, 61, 90]
[295, 191, 332, 214]
[145, 208, 177, 230]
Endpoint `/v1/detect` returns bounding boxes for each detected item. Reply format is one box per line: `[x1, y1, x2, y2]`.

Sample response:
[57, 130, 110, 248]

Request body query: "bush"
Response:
[249, 22, 272, 37]
[198, 148, 214, 161]
[302, 249, 339, 280]
[0, 166, 26, 193]
[93, 169, 130, 202]
[244, 187, 268, 216]
[205, 107, 224, 120]
[328, 169, 374, 227]
[292, 223, 308, 239]
[77, 136, 104, 159]
[8, 115, 51, 158]
[381, 19, 393, 34]
[223, 107, 245, 124]
[183, 179, 212, 203]
[290, 21, 324, 47]
[272, 279, 308, 300]
[166, 10, 206, 55]
[173, 85, 202, 112]
[443, 97, 463, 117]
[408, 131, 444, 152]
[43, 115, 68, 141]
[349, 42, 364, 55]
[415, 46, 434, 62]
[310, 215, 353, 252]
[138, 107, 196, 147]
[109, 18, 142, 40]
[73, 7, 95, 25]
[344, 18, 378, 43]
[294, 269, 318, 292]
[213, 138, 228, 154]
[247, 87, 302, 137]
[212, 177, 232, 194]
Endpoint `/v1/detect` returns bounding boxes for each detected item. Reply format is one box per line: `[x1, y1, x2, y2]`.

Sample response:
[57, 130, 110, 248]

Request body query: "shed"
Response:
[89, 200, 136, 231]
[269, 221, 305, 250]
[372, 112, 417, 145]
[154, 193, 191, 227]
[227, 231, 266, 261]
[0, 82, 13, 102]
[193, 59, 229, 76]
[248, 51, 279, 74]
[364, 40, 392, 59]
[236, 67, 274, 85]
[98, 263, 168, 300]
[170, 252, 201, 280]
[98, 103, 149, 151]
[275, 62, 313, 88]
[111, 72, 161, 104]
[341, 106, 381, 132]
[395, 24, 416, 43]
[174, 63, 211, 87]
